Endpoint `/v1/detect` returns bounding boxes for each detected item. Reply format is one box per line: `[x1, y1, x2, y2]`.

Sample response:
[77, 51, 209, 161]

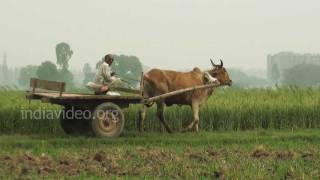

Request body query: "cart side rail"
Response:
[30, 78, 66, 96]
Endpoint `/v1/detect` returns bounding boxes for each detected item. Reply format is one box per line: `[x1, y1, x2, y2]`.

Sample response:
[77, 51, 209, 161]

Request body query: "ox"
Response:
[138, 59, 232, 133]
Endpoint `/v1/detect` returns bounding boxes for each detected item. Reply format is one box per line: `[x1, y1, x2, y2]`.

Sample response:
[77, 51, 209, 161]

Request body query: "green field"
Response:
[1, 87, 320, 134]
[0, 88, 320, 178]
[0, 130, 319, 179]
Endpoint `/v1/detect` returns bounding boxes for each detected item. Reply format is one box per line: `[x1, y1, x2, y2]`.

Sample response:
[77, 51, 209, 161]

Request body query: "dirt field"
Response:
[0, 130, 319, 179]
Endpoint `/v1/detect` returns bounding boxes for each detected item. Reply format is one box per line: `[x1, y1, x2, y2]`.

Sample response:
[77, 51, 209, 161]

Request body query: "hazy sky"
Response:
[0, 0, 319, 70]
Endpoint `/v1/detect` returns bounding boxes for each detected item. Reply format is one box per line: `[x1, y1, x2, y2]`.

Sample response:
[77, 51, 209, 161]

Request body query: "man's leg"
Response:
[108, 77, 122, 88]
[86, 82, 108, 95]
[94, 86, 109, 95]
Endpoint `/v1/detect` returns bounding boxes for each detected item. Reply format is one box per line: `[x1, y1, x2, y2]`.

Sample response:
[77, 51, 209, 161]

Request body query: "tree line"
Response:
[17, 42, 143, 89]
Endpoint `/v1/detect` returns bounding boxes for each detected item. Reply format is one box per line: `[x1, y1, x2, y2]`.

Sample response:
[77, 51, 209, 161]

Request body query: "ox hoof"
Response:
[180, 128, 191, 133]
[180, 126, 198, 133]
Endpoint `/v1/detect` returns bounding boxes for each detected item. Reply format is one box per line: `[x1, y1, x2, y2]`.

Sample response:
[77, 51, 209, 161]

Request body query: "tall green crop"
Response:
[0, 87, 320, 135]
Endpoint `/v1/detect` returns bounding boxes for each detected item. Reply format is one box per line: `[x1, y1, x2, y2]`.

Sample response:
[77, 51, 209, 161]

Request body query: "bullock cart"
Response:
[26, 78, 220, 137]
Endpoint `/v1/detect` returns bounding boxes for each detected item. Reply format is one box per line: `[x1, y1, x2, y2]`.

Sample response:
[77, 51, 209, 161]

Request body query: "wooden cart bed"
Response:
[27, 78, 142, 107]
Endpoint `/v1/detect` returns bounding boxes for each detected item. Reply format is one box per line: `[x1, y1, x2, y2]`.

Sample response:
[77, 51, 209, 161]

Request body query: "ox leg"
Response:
[192, 103, 200, 132]
[157, 101, 173, 133]
[138, 105, 147, 132]
[182, 103, 200, 132]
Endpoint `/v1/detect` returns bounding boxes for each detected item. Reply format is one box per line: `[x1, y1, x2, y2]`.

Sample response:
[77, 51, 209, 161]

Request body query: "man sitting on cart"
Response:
[86, 54, 121, 95]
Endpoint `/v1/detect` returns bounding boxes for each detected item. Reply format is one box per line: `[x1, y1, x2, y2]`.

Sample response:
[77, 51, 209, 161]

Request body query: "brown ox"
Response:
[139, 59, 232, 133]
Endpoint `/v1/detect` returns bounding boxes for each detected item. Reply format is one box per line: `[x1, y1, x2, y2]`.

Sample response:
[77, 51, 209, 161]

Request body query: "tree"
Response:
[282, 64, 320, 87]
[36, 61, 59, 81]
[18, 65, 38, 87]
[55, 42, 74, 88]
[56, 42, 73, 70]
[82, 63, 94, 85]
[111, 55, 143, 87]
[59, 68, 74, 88]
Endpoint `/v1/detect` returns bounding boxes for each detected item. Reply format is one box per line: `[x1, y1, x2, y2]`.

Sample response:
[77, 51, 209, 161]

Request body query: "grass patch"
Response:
[0, 130, 319, 179]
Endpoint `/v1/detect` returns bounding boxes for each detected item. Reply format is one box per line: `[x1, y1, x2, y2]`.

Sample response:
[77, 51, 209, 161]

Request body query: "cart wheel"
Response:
[91, 102, 125, 137]
[59, 108, 91, 135]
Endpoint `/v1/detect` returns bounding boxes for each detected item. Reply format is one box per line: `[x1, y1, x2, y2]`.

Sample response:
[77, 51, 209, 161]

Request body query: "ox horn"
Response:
[210, 58, 215, 66]
[211, 58, 222, 68]
[220, 59, 224, 67]
[210, 59, 217, 67]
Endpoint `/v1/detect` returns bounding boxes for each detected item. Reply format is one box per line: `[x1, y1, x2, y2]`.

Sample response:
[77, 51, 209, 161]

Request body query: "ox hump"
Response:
[193, 67, 202, 73]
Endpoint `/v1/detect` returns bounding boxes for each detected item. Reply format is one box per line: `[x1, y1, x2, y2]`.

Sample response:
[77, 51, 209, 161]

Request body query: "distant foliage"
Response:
[36, 61, 59, 81]
[111, 55, 143, 87]
[56, 42, 73, 70]
[55, 42, 74, 89]
[82, 63, 94, 85]
[282, 64, 320, 87]
[59, 68, 74, 88]
[18, 65, 38, 87]
[228, 68, 267, 88]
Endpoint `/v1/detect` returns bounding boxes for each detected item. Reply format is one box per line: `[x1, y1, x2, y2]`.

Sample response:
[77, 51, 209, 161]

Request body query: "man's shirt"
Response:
[94, 62, 112, 84]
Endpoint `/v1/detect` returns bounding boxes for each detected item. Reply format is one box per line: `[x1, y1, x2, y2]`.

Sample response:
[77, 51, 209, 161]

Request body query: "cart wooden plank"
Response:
[30, 78, 66, 96]
[27, 92, 141, 102]
[26, 91, 143, 108]
[28, 92, 141, 99]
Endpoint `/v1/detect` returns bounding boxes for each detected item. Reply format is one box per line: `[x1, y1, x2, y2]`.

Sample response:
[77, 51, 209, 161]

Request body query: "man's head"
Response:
[207, 59, 232, 86]
[104, 54, 114, 65]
